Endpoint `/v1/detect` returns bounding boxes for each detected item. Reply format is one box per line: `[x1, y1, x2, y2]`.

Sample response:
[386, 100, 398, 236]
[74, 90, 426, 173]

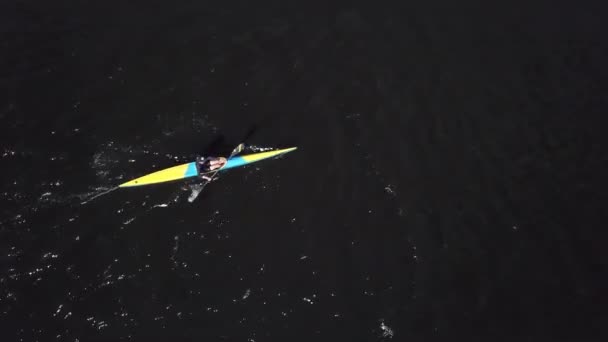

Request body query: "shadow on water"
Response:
[199, 123, 262, 156]
[239, 124, 258, 145]
[199, 135, 226, 156]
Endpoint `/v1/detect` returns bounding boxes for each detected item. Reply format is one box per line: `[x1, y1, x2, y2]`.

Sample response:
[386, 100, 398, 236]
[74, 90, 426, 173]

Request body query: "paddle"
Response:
[188, 143, 245, 202]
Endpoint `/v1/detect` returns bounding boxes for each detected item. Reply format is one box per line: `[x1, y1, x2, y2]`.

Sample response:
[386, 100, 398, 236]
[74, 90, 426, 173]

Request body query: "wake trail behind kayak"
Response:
[80, 186, 119, 205]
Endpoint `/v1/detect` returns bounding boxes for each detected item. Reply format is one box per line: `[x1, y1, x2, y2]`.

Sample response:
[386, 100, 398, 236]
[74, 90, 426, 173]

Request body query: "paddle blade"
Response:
[231, 143, 245, 157]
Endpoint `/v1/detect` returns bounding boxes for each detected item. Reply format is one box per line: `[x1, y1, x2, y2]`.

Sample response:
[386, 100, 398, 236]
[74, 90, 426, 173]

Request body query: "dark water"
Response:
[2, 2, 608, 341]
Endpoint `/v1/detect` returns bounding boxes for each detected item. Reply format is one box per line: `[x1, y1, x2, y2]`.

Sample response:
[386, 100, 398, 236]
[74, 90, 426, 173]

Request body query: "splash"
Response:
[246, 145, 276, 153]
[379, 319, 394, 338]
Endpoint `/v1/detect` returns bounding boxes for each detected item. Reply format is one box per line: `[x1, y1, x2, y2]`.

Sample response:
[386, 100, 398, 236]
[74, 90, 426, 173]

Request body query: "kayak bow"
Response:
[119, 147, 297, 188]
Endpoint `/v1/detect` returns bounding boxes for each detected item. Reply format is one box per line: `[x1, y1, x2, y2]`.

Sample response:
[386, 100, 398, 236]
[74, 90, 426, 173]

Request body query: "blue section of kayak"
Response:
[190, 156, 248, 176]
[223, 156, 247, 170]
[184, 162, 198, 177]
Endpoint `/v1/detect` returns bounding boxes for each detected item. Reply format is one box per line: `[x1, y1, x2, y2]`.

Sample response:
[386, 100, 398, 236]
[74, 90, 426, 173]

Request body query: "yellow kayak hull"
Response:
[119, 147, 297, 187]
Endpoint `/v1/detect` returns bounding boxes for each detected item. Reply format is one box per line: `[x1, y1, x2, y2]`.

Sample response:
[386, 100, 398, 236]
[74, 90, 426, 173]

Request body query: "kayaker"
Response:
[197, 156, 227, 181]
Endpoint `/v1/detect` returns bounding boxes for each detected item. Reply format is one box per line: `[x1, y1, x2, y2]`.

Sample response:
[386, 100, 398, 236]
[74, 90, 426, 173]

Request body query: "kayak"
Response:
[119, 147, 297, 188]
